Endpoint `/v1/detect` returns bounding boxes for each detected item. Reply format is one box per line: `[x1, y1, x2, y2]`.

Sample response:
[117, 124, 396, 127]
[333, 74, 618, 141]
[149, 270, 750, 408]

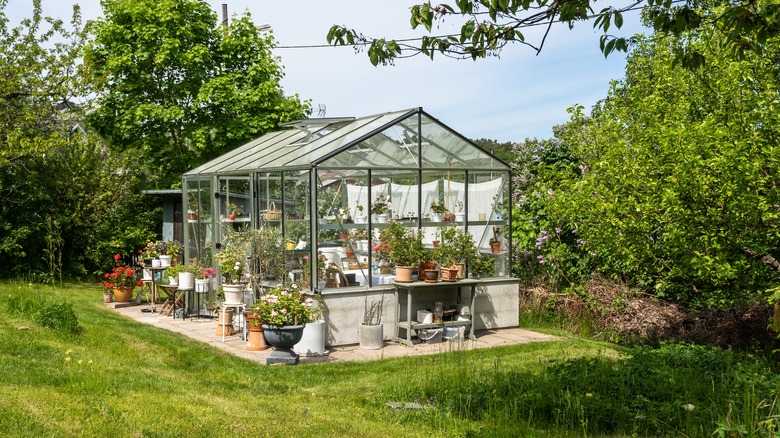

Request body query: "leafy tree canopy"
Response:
[328, 0, 780, 68]
[545, 17, 780, 307]
[84, 0, 311, 188]
[0, 0, 156, 280]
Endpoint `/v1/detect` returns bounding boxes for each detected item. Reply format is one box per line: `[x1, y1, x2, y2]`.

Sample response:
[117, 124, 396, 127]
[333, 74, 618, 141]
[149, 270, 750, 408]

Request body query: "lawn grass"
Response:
[1, 281, 778, 437]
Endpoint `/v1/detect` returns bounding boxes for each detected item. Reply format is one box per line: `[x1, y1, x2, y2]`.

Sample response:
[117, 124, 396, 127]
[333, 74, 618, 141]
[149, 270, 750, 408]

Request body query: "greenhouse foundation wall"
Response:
[321, 278, 520, 346]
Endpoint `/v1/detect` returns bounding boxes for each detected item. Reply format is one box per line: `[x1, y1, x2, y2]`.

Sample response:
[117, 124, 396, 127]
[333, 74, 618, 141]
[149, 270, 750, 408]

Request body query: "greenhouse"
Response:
[182, 107, 520, 345]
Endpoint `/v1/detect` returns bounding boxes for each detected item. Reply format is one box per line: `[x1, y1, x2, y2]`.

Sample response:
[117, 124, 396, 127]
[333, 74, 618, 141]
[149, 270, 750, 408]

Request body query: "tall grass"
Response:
[1, 281, 778, 437]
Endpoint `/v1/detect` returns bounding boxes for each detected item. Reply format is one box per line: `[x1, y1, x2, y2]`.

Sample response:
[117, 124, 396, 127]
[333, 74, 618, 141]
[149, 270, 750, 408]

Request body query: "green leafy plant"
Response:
[33, 302, 82, 335]
[435, 225, 478, 268]
[379, 221, 426, 267]
[430, 200, 449, 214]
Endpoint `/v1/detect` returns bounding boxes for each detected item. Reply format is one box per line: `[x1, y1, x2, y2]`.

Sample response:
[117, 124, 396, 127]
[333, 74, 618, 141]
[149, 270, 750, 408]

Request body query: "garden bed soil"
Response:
[521, 277, 778, 350]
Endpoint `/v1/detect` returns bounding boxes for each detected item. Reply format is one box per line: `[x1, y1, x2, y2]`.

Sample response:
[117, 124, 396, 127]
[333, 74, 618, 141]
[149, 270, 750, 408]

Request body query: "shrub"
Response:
[33, 302, 82, 335]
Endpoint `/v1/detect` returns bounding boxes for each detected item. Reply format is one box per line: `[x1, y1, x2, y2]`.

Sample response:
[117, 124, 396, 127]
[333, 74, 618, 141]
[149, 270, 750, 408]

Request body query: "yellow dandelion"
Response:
[65, 357, 71, 363]
[88, 360, 93, 364]
[28, 282, 32, 288]
[78, 359, 83, 364]
[65, 349, 72, 355]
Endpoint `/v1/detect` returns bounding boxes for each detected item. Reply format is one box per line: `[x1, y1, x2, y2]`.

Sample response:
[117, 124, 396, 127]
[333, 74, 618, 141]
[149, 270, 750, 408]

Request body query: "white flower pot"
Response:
[195, 279, 209, 293]
[359, 323, 383, 350]
[178, 272, 194, 290]
[159, 255, 172, 267]
[142, 269, 153, 281]
[357, 239, 369, 252]
[151, 259, 161, 268]
[294, 319, 327, 355]
[374, 213, 389, 223]
[354, 215, 367, 224]
[222, 284, 244, 304]
[168, 276, 178, 286]
[455, 212, 465, 222]
[430, 213, 442, 222]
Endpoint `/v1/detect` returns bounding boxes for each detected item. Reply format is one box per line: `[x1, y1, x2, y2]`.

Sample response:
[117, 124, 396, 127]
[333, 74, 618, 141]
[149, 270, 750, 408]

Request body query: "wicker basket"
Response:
[263, 201, 281, 221]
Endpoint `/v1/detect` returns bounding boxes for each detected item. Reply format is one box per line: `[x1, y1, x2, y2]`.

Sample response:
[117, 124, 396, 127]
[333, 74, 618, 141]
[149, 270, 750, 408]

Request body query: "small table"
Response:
[173, 286, 194, 319]
[392, 279, 480, 348]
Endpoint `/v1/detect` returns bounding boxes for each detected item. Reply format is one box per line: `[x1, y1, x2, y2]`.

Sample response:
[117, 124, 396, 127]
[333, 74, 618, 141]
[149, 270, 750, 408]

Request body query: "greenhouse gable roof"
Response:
[184, 107, 510, 176]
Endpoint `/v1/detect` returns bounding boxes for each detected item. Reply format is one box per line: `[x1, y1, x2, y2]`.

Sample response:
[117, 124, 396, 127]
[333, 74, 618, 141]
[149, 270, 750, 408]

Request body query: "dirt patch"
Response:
[521, 277, 778, 350]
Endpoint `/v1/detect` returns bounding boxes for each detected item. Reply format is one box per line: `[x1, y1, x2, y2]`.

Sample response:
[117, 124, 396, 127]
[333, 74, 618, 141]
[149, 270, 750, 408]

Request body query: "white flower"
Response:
[683, 404, 695, 412]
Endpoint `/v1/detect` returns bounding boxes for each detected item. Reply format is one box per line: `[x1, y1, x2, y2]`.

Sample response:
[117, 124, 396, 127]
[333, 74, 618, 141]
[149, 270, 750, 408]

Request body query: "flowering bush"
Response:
[251, 284, 315, 326]
[99, 254, 143, 289]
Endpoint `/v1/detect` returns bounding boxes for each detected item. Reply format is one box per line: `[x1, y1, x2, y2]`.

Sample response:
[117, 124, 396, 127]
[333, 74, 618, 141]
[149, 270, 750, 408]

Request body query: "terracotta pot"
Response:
[490, 241, 501, 254]
[395, 266, 414, 283]
[215, 308, 235, 336]
[113, 287, 133, 303]
[432, 240, 440, 248]
[245, 313, 268, 351]
[228, 213, 236, 221]
[441, 268, 459, 282]
[453, 262, 465, 279]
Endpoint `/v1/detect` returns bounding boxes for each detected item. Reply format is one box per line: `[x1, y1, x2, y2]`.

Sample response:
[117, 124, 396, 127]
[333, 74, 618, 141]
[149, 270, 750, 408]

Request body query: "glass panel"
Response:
[183, 176, 215, 268]
[420, 170, 468, 247]
[319, 112, 420, 170]
[281, 170, 312, 288]
[419, 114, 509, 170]
[277, 110, 416, 169]
[469, 172, 510, 277]
[219, 177, 251, 224]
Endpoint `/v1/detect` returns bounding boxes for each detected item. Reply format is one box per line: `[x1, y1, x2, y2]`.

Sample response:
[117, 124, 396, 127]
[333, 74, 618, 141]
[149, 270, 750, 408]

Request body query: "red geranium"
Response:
[99, 254, 137, 290]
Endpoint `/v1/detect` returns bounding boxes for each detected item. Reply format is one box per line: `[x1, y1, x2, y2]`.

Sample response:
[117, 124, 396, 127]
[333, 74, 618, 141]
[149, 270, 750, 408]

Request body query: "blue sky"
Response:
[6, 0, 647, 142]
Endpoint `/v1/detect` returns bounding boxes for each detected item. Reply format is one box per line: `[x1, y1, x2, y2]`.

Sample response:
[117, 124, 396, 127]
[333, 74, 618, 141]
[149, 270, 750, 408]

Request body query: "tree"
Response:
[548, 23, 780, 307]
[84, 0, 310, 188]
[327, 0, 780, 68]
[0, 0, 156, 280]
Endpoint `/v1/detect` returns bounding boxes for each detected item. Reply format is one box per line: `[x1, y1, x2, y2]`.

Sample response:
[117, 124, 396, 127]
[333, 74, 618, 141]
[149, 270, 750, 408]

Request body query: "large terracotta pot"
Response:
[490, 241, 501, 254]
[395, 266, 414, 283]
[113, 287, 133, 303]
[262, 324, 305, 365]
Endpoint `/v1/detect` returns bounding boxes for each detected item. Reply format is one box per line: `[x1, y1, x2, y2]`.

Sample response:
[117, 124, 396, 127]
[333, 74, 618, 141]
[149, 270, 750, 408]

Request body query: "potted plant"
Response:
[454, 200, 465, 222]
[99, 254, 143, 303]
[251, 283, 316, 364]
[216, 227, 250, 303]
[430, 200, 448, 222]
[354, 203, 367, 224]
[489, 226, 502, 254]
[370, 193, 391, 223]
[155, 240, 183, 266]
[138, 241, 158, 266]
[379, 221, 426, 282]
[196, 267, 215, 293]
[471, 254, 496, 278]
[360, 293, 384, 350]
[436, 225, 478, 279]
[225, 202, 243, 221]
[163, 262, 185, 286]
[351, 227, 370, 252]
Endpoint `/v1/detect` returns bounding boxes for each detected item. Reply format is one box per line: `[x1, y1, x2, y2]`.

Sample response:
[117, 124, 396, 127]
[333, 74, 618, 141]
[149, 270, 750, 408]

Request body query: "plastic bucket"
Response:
[418, 328, 442, 344]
